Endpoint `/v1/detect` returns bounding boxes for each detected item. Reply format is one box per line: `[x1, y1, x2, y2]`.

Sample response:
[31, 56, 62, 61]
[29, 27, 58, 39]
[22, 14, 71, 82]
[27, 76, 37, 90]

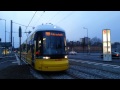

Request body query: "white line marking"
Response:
[69, 59, 120, 68]
[113, 66, 120, 68]
[0, 60, 15, 64]
[21, 58, 28, 64]
[12, 61, 18, 63]
[94, 63, 102, 65]
[102, 64, 110, 66]
[15, 54, 21, 65]
[16, 54, 28, 64]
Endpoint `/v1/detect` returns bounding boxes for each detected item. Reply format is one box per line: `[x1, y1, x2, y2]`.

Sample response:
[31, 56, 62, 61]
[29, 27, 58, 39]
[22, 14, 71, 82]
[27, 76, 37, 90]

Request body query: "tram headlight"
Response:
[64, 55, 68, 58]
[43, 56, 50, 59]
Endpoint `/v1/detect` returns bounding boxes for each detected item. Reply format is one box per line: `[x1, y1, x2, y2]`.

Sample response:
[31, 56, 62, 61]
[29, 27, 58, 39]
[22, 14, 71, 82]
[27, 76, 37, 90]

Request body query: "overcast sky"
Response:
[0, 11, 120, 48]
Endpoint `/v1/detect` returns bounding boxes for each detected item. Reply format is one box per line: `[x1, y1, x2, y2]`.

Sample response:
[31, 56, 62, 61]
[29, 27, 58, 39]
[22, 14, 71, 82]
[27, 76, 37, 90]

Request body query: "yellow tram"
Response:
[21, 23, 69, 71]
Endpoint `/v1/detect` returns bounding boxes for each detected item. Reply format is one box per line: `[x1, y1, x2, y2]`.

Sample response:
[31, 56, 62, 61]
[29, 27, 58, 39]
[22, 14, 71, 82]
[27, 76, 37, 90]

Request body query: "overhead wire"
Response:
[47, 11, 61, 23]
[12, 22, 34, 46]
[22, 11, 37, 42]
[24, 11, 37, 33]
[12, 22, 34, 28]
[33, 11, 45, 27]
[12, 11, 37, 41]
[55, 11, 74, 25]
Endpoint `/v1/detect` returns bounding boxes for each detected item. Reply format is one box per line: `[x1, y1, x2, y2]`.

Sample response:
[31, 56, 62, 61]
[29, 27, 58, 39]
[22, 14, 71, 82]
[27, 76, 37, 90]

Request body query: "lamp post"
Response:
[0, 18, 6, 56]
[83, 27, 89, 55]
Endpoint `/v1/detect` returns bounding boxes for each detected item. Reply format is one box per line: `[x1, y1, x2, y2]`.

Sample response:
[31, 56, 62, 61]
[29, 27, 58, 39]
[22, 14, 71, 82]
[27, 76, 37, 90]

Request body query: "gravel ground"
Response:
[0, 65, 37, 79]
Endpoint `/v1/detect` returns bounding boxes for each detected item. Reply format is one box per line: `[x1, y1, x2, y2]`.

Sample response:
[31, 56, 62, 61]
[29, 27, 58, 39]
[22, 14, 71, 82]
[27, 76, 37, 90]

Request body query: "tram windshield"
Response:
[43, 31, 66, 55]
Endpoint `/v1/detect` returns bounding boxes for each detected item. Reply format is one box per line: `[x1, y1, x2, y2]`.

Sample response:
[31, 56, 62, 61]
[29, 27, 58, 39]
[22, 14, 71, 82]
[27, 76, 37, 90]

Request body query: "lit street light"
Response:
[0, 18, 6, 56]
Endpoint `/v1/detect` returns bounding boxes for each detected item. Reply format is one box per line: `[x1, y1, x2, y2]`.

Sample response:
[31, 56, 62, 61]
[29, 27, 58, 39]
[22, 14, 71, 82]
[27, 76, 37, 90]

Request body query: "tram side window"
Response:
[23, 44, 26, 52]
[37, 38, 41, 55]
[31, 44, 34, 53]
[36, 33, 43, 56]
[31, 44, 34, 59]
[27, 44, 30, 53]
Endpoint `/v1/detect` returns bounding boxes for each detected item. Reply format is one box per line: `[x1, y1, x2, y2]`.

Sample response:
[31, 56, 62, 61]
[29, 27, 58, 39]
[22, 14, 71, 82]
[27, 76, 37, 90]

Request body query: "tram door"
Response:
[36, 32, 43, 57]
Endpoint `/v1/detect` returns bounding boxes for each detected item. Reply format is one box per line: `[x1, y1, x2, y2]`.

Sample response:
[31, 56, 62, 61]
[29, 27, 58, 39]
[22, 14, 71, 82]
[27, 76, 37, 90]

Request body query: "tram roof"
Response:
[24, 24, 65, 43]
[34, 23, 65, 32]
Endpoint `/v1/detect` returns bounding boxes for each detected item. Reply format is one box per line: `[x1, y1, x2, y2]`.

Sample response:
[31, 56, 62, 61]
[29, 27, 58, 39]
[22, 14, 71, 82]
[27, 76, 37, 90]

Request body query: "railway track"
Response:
[70, 60, 120, 79]
[16, 54, 120, 79]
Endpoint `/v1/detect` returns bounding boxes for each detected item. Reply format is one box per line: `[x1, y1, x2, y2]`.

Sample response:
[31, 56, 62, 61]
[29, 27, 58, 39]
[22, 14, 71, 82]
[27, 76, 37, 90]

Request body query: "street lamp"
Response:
[83, 27, 89, 55]
[0, 18, 6, 56]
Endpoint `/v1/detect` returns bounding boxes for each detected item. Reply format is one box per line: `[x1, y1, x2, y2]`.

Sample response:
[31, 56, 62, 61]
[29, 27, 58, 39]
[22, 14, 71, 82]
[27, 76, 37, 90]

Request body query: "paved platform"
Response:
[0, 54, 37, 79]
[0, 65, 37, 79]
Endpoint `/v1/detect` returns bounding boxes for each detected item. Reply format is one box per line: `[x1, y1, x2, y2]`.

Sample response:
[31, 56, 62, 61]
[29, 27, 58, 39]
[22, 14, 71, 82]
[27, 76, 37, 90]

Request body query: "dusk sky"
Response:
[0, 11, 120, 48]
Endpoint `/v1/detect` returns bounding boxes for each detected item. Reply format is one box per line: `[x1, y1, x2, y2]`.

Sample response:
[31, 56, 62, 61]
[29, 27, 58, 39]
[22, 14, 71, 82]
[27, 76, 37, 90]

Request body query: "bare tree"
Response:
[90, 37, 102, 46]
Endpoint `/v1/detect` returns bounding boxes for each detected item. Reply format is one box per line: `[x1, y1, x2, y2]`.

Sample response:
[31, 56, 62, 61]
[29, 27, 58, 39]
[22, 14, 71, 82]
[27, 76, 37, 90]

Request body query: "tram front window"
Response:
[43, 31, 66, 55]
